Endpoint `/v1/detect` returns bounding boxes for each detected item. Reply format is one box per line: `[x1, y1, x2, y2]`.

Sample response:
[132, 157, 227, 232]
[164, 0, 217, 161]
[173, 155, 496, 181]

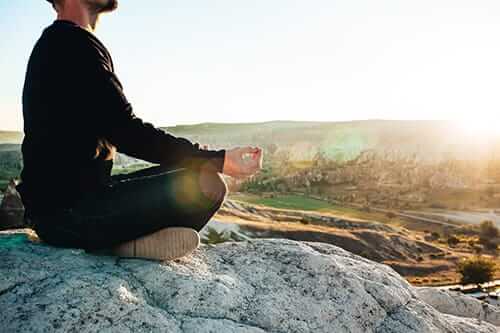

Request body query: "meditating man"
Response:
[16, 0, 263, 261]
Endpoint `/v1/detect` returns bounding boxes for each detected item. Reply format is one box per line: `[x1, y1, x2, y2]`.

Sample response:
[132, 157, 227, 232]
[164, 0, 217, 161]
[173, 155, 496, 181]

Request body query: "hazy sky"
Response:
[1, 0, 500, 131]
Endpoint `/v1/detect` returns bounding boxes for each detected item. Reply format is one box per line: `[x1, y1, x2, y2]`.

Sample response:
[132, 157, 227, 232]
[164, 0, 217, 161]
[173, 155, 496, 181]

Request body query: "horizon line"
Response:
[0, 118, 458, 132]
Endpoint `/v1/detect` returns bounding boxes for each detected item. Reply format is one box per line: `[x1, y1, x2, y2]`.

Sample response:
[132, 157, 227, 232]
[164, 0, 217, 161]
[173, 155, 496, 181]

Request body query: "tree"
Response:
[457, 256, 497, 286]
[479, 220, 499, 239]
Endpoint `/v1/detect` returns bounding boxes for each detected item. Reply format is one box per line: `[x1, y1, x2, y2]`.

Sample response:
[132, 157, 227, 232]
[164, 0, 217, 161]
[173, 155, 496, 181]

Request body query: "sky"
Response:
[1, 0, 500, 131]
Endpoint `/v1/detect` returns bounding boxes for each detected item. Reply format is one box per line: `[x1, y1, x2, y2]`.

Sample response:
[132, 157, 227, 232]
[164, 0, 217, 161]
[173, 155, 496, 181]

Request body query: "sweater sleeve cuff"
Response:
[181, 148, 226, 173]
[209, 149, 225, 174]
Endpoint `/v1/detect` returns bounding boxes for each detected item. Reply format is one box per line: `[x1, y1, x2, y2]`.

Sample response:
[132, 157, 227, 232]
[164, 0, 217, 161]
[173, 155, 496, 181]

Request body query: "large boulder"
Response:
[0, 229, 497, 333]
[416, 287, 500, 327]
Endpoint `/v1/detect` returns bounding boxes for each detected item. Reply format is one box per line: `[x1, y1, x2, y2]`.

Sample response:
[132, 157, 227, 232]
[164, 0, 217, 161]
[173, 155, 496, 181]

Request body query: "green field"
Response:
[234, 194, 335, 211]
[230, 193, 364, 215]
[228, 192, 411, 227]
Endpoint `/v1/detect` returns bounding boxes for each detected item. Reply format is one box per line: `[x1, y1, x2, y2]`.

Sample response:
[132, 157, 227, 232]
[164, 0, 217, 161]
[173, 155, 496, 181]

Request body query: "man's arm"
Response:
[76, 33, 225, 172]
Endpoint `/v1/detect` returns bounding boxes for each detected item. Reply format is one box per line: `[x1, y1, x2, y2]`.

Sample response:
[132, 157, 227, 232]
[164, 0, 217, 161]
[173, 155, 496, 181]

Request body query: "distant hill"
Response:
[0, 131, 23, 144]
[3, 120, 500, 162]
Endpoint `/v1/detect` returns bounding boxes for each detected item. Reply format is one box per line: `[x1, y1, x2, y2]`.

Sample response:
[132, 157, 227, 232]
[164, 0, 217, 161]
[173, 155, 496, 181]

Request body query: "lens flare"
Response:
[453, 117, 499, 141]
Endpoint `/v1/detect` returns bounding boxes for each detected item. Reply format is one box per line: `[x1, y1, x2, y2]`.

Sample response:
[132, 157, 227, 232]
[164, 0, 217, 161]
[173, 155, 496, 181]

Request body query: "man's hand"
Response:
[221, 146, 263, 179]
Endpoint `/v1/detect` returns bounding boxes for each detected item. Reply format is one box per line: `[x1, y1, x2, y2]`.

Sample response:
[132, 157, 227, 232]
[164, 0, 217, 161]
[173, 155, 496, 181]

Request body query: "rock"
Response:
[416, 287, 500, 327]
[0, 228, 497, 333]
[0, 179, 25, 230]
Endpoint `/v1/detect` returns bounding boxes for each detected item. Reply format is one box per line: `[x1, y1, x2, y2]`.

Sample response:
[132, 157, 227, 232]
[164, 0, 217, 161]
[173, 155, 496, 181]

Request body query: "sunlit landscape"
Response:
[1, 1, 500, 331]
[1, 120, 499, 295]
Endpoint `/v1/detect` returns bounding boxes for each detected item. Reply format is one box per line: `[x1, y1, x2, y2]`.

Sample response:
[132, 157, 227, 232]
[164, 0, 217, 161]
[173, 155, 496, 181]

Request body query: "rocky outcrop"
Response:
[416, 287, 500, 327]
[0, 228, 497, 333]
[0, 179, 24, 230]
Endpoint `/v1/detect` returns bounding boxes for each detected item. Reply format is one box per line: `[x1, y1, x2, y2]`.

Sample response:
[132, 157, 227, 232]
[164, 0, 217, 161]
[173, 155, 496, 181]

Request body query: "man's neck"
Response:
[56, 3, 100, 33]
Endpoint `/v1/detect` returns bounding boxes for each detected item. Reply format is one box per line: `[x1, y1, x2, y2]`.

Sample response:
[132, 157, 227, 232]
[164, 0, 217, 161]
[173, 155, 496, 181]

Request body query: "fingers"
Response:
[238, 146, 260, 154]
[237, 147, 262, 162]
[223, 146, 263, 179]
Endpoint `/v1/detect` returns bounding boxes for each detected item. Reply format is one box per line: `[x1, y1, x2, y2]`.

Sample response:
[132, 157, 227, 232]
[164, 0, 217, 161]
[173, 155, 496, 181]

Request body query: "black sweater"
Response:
[16, 19, 225, 214]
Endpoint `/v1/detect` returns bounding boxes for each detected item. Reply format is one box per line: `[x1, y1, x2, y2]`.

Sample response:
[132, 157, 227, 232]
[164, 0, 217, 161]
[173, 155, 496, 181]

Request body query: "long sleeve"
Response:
[75, 31, 225, 173]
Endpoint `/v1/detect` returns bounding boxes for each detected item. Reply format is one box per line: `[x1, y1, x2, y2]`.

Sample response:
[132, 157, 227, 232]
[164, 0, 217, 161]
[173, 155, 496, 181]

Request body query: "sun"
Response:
[454, 118, 499, 140]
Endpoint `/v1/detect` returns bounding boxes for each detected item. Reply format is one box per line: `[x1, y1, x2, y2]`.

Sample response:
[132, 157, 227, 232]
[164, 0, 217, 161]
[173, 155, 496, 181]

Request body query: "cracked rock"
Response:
[0, 228, 497, 333]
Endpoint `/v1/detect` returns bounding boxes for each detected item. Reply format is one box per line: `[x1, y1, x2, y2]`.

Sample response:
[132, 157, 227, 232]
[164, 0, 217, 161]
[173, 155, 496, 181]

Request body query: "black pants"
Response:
[30, 164, 228, 252]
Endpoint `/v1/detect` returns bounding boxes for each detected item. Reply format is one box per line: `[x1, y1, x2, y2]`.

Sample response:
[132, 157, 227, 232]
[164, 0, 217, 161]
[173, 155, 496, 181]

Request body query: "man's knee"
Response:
[199, 169, 228, 206]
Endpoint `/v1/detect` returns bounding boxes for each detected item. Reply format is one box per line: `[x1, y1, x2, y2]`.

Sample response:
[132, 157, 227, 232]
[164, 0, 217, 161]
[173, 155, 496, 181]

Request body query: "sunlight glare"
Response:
[454, 118, 499, 140]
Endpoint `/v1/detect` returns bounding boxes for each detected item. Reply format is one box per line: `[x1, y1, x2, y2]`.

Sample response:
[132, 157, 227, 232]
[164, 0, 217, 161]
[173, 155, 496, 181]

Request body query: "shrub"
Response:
[386, 211, 396, 219]
[201, 227, 231, 245]
[447, 235, 460, 247]
[479, 220, 499, 239]
[479, 238, 498, 252]
[456, 225, 478, 236]
[457, 256, 497, 286]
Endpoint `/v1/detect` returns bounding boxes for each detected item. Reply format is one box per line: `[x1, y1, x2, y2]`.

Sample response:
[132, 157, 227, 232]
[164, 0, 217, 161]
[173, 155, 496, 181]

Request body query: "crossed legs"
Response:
[32, 164, 228, 252]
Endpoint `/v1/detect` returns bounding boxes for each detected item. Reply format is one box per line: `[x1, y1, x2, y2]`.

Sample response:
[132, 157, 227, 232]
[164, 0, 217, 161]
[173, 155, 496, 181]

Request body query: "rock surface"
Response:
[416, 287, 500, 327]
[0, 228, 497, 333]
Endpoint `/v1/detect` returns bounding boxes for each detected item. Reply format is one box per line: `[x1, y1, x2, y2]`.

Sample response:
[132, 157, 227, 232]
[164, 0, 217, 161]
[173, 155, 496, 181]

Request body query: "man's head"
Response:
[46, 0, 118, 14]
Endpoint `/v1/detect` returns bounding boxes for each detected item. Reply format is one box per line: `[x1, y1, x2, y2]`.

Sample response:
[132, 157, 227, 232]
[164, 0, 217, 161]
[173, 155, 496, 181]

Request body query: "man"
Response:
[16, 0, 263, 261]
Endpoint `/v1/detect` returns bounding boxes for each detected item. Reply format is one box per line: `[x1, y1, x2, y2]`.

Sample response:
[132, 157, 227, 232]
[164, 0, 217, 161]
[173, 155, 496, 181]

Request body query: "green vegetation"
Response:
[457, 256, 497, 286]
[229, 192, 413, 227]
[232, 193, 367, 216]
[454, 220, 500, 254]
[200, 226, 250, 244]
[201, 227, 231, 244]
[239, 194, 335, 211]
[479, 220, 499, 239]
